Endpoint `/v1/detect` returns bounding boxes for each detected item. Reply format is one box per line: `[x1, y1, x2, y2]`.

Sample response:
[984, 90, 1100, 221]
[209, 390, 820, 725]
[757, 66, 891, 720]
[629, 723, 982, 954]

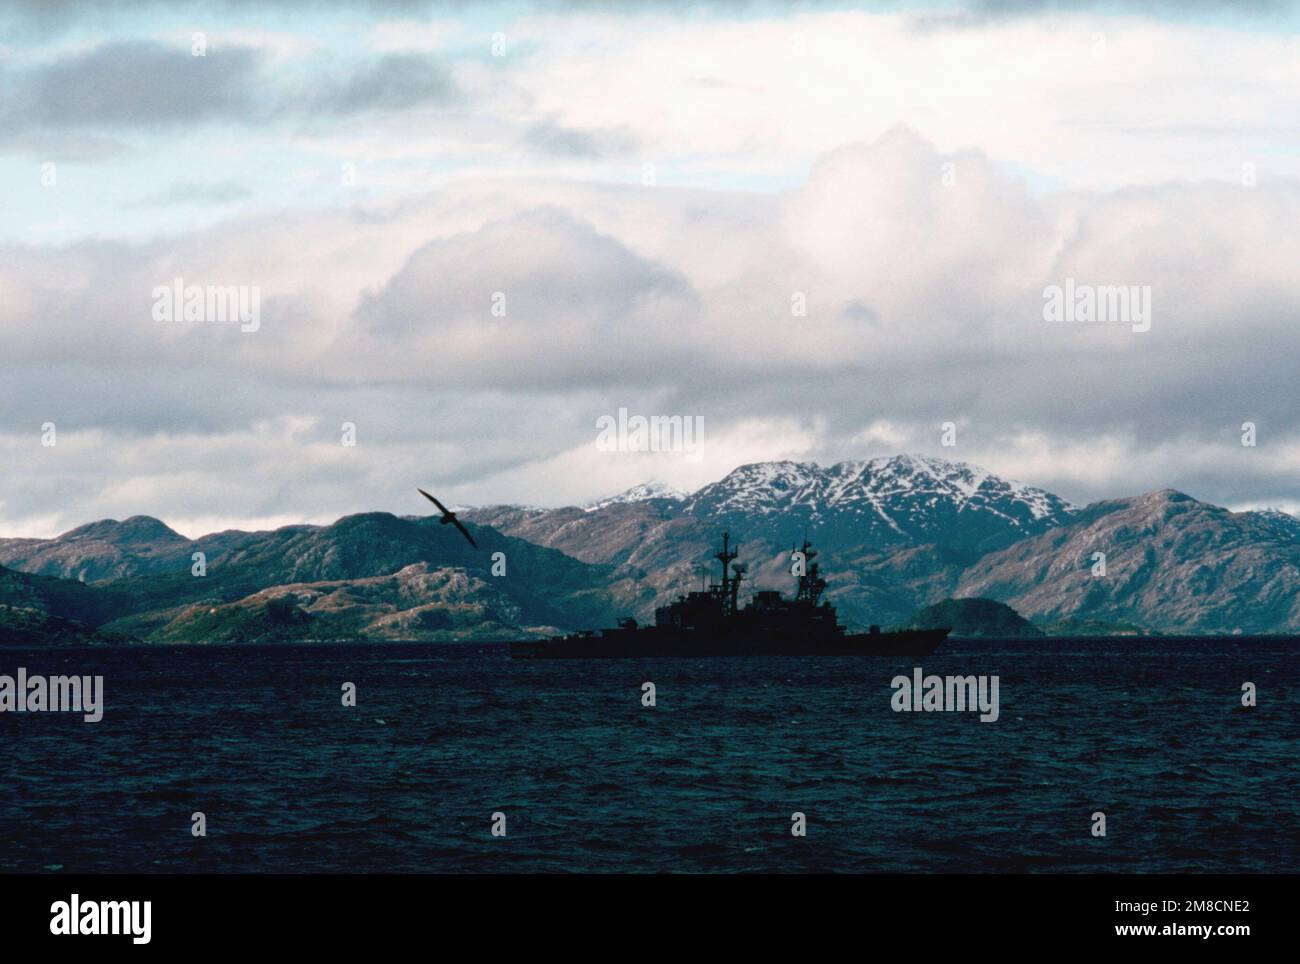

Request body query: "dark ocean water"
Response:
[1, 638, 1296, 873]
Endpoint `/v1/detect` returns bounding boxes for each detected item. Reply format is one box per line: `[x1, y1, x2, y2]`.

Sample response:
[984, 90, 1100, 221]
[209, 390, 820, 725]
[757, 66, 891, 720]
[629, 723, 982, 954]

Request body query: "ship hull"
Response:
[509, 627, 948, 660]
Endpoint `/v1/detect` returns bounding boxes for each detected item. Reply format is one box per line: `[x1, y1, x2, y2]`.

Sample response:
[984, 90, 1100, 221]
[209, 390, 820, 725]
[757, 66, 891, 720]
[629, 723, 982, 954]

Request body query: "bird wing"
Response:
[417, 488, 451, 516]
[451, 516, 478, 549]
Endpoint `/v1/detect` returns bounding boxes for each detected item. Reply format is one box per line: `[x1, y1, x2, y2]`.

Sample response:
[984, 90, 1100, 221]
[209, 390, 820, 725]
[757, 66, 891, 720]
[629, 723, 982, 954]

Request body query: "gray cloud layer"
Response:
[5, 1, 1300, 534]
[0, 40, 462, 138]
[316, 52, 459, 115]
[4, 127, 1300, 534]
[1, 41, 264, 130]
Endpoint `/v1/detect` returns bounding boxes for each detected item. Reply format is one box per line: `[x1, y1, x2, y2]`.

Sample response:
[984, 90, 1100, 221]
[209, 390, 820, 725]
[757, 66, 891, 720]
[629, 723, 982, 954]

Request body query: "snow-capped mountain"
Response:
[463, 460, 1300, 633]
[583, 480, 689, 512]
[1246, 507, 1300, 543]
[459, 455, 1080, 629]
[683, 455, 1077, 554]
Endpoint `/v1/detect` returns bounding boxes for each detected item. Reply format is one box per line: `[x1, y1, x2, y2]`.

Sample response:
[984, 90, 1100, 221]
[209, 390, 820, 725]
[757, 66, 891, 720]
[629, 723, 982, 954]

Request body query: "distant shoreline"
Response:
[4, 633, 1299, 651]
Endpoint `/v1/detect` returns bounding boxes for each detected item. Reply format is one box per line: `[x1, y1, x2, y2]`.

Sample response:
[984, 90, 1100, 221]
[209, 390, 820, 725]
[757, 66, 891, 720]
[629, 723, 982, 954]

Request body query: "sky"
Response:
[3, 0, 1300, 538]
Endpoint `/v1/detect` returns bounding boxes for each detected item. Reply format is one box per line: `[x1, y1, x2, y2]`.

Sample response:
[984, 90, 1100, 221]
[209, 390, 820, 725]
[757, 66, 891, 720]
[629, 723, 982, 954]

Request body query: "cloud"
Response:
[0, 130, 129, 161]
[1, 1, 450, 37]
[128, 178, 254, 207]
[4, 125, 1300, 536]
[332, 205, 698, 388]
[4, 2, 1300, 539]
[368, 18, 460, 53]
[521, 119, 638, 159]
[311, 52, 459, 115]
[0, 40, 265, 131]
[0, 39, 466, 146]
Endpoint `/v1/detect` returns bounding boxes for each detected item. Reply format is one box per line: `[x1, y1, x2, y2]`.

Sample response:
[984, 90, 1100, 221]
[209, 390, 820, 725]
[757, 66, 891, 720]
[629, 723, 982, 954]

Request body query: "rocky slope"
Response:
[0, 605, 129, 645]
[0, 516, 266, 583]
[956, 490, 1300, 634]
[149, 563, 562, 643]
[0, 563, 120, 626]
[94, 512, 649, 642]
[0, 564, 129, 644]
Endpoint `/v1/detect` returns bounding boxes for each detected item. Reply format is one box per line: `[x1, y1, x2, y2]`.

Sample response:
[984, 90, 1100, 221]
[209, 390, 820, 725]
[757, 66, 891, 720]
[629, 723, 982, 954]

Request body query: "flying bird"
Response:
[417, 488, 478, 548]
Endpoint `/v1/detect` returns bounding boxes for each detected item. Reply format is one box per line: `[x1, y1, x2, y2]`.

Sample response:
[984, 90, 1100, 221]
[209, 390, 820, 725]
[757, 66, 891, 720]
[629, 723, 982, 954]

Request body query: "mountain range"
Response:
[2, 454, 1297, 642]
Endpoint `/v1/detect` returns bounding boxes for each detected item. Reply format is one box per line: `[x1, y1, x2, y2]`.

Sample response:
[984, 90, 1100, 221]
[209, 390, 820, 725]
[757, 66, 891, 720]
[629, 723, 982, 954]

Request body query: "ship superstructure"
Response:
[510, 532, 948, 659]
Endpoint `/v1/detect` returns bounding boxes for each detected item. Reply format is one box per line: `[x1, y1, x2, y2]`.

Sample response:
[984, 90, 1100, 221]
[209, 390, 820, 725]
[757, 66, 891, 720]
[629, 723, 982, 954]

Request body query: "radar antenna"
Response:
[795, 531, 827, 605]
[729, 561, 747, 615]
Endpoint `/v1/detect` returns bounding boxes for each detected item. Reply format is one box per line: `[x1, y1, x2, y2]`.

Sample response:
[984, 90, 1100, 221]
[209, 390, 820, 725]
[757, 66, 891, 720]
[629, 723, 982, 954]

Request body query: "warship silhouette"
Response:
[510, 532, 948, 659]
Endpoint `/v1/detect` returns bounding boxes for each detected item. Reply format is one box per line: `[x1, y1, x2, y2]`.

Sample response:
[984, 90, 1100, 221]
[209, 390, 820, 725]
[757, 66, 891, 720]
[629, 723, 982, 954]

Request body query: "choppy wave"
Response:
[0, 637, 1296, 873]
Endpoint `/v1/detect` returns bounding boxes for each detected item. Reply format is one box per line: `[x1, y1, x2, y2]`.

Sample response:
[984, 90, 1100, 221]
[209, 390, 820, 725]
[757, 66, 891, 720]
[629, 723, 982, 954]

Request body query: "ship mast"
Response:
[714, 531, 739, 615]
[795, 533, 827, 605]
